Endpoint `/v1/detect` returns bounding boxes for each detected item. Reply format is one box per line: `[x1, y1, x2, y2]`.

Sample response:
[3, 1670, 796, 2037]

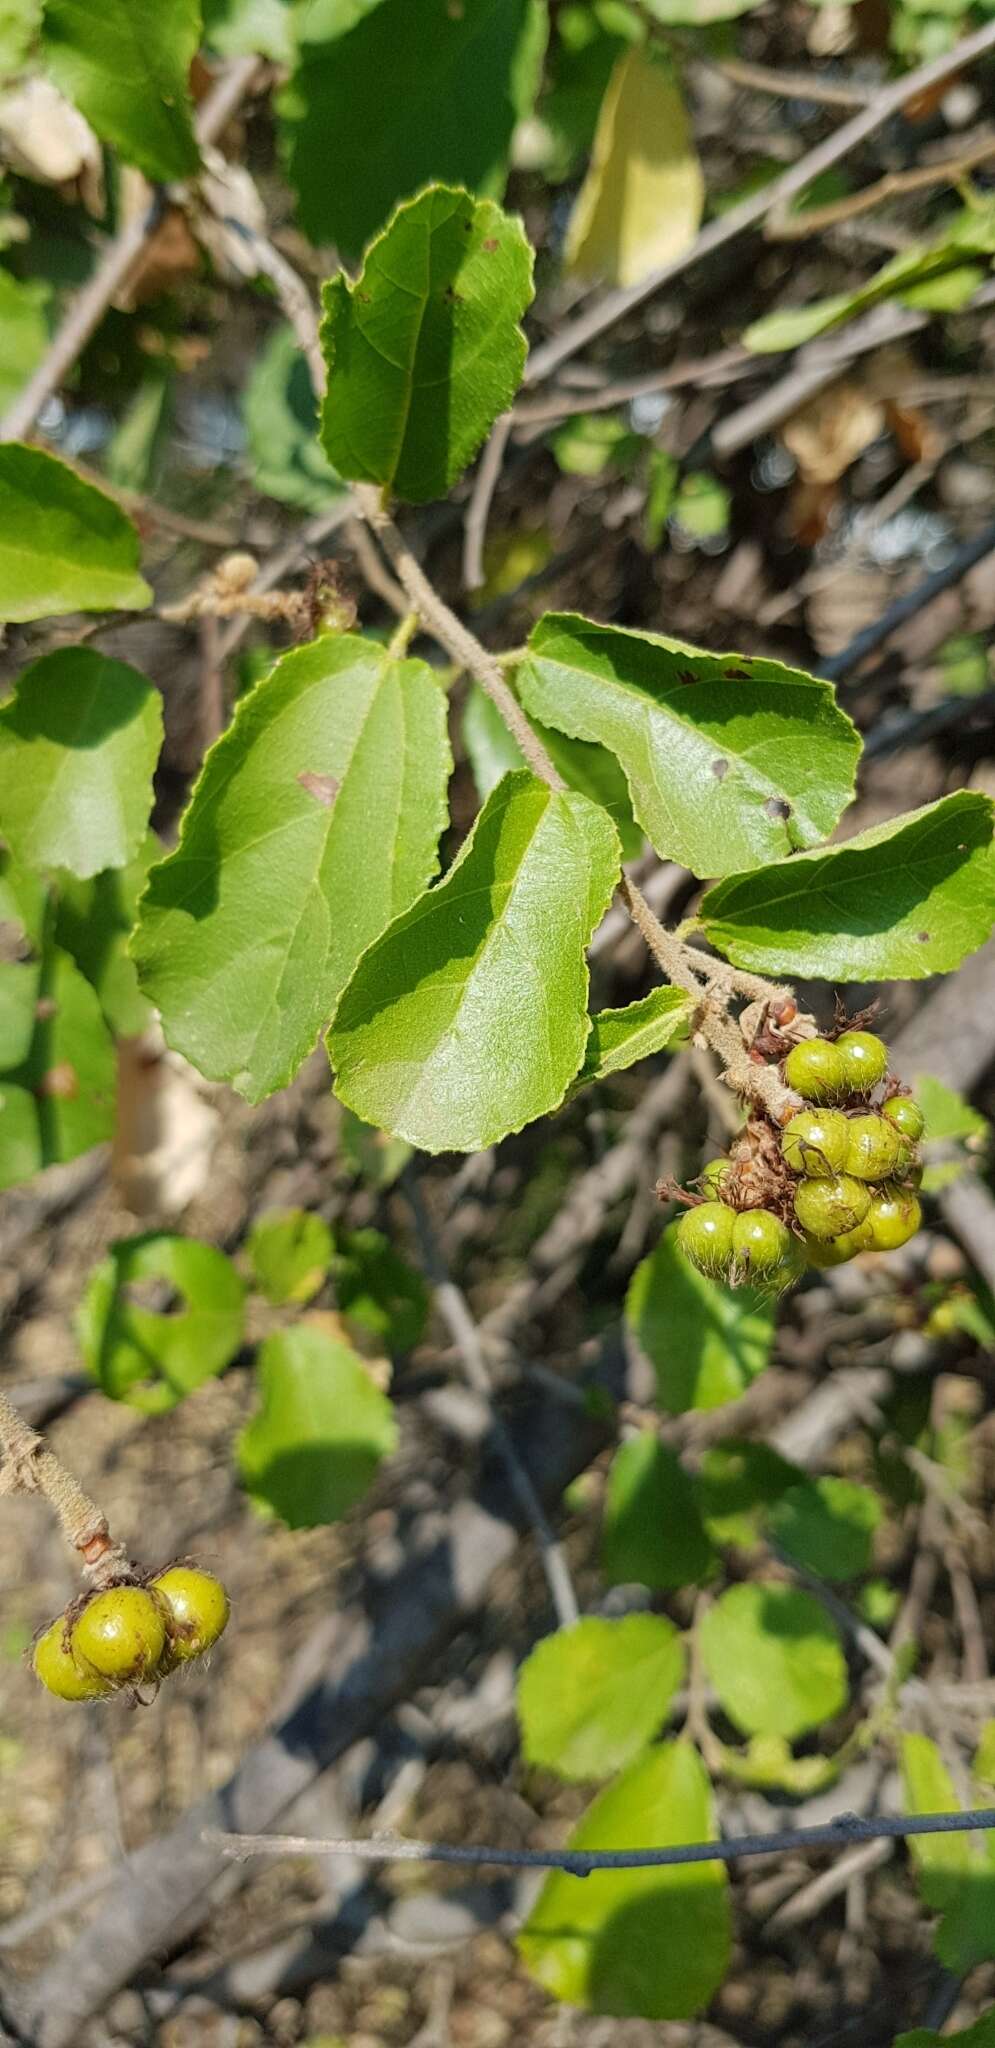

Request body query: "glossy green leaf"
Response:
[519, 1742, 731, 2017]
[77, 1232, 245, 1412]
[462, 682, 643, 860]
[333, 1227, 428, 1353]
[700, 1583, 847, 1739]
[328, 770, 621, 1153]
[203, 0, 295, 61]
[901, 1731, 995, 1972]
[0, 444, 150, 623]
[238, 1320, 398, 1527]
[0, 649, 161, 879]
[626, 1225, 774, 1414]
[244, 324, 346, 513]
[42, 0, 200, 181]
[769, 1476, 882, 1582]
[745, 212, 995, 354]
[283, 0, 547, 261]
[0, 270, 47, 414]
[0, 927, 115, 1192]
[518, 1614, 685, 1781]
[573, 988, 692, 1091]
[519, 613, 860, 876]
[694, 1440, 801, 1549]
[133, 635, 451, 1103]
[247, 1208, 333, 1306]
[700, 793, 995, 980]
[603, 1433, 715, 1589]
[320, 185, 533, 505]
[53, 835, 157, 1039]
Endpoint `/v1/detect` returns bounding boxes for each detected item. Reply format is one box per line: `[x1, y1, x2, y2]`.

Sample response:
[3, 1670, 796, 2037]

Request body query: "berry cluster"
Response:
[32, 1566, 229, 1703]
[675, 1030, 925, 1291]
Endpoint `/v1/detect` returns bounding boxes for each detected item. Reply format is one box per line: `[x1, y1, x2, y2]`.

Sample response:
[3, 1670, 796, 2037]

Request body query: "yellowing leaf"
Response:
[564, 47, 703, 290]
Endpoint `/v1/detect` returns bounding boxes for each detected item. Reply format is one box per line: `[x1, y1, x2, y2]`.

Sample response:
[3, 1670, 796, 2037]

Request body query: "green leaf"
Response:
[900, 1730, 995, 1972]
[916, 1072, 989, 1144]
[644, 446, 678, 547]
[769, 1476, 882, 1582]
[338, 1107, 411, 1190]
[603, 1433, 715, 1589]
[320, 185, 534, 505]
[700, 793, 995, 980]
[534, 3, 637, 185]
[333, 1226, 428, 1353]
[77, 1232, 245, 1412]
[238, 1320, 398, 1527]
[573, 987, 692, 1091]
[744, 210, 995, 353]
[0, 649, 161, 878]
[244, 324, 346, 513]
[518, 1614, 685, 1781]
[0, 444, 151, 623]
[626, 1226, 774, 1414]
[519, 613, 860, 876]
[644, 0, 763, 16]
[462, 682, 643, 861]
[132, 634, 451, 1103]
[564, 46, 703, 289]
[247, 1208, 333, 1306]
[700, 1583, 848, 1739]
[283, 0, 547, 261]
[694, 1439, 801, 1549]
[519, 1742, 731, 2017]
[0, 0, 41, 72]
[104, 372, 172, 494]
[550, 411, 642, 477]
[898, 2018, 995, 2048]
[328, 770, 621, 1153]
[0, 270, 47, 414]
[53, 834, 156, 1038]
[203, 0, 295, 61]
[0, 919, 116, 1191]
[41, 0, 200, 181]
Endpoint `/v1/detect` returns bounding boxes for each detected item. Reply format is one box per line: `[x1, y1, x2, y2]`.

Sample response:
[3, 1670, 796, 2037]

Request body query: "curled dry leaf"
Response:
[0, 76, 103, 213]
[781, 381, 885, 487]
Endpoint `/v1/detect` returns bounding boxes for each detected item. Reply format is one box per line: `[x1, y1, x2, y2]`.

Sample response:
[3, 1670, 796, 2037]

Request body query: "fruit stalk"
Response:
[0, 1388, 130, 1585]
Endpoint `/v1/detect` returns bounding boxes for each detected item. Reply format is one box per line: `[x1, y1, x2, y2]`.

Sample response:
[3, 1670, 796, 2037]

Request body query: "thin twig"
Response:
[463, 409, 514, 590]
[0, 1389, 129, 1584]
[209, 1802, 995, 1876]
[711, 55, 876, 111]
[519, 18, 995, 391]
[0, 56, 263, 444]
[402, 1171, 579, 1629]
[769, 133, 995, 240]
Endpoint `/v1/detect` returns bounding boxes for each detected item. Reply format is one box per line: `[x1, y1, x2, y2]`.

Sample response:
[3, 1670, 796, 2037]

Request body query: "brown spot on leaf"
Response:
[917, 931, 931, 944]
[710, 758, 729, 782]
[298, 771, 340, 809]
[724, 665, 750, 679]
[34, 996, 57, 1021]
[677, 669, 697, 687]
[38, 1062, 78, 1100]
[482, 237, 498, 253]
[765, 797, 792, 823]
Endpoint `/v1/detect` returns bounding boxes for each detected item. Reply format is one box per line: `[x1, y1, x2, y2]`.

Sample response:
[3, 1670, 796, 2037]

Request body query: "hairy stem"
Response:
[0, 1390, 131, 1585]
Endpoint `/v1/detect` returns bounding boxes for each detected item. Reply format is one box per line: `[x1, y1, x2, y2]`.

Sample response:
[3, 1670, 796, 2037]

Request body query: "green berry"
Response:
[781, 1109, 849, 1178]
[783, 1038, 846, 1103]
[882, 1097, 925, 1142]
[844, 1114, 902, 1182]
[676, 1201, 734, 1277]
[153, 1567, 230, 1665]
[793, 1174, 872, 1241]
[72, 1586, 167, 1685]
[802, 1219, 874, 1267]
[866, 1186, 922, 1252]
[700, 1157, 731, 1195]
[730, 1209, 792, 1278]
[835, 1031, 888, 1094]
[33, 1618, 114, 1702]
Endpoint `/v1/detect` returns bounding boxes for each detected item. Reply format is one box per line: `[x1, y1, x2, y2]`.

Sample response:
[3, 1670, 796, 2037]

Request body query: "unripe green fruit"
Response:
[701, 1157, 731, 1195]
[866, 1186, 922, 1251]
[781, 1109, 849, 1178]
[731, 1209, 794, 1280]
[844, 1114, 902, 1182]
[676, 1201, 734, 1276]
[882, 1096, 925, 1142]
[72, 1586, 167, 1685]
[803, 1219, 873, 1267]
[783, 1038, 846, 1103]
[793, 1174, 871, 1241]
[33, 1618, 114, 1702]
[834, 1031, 888, 1094]
[153, 1567, 230, 1664]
